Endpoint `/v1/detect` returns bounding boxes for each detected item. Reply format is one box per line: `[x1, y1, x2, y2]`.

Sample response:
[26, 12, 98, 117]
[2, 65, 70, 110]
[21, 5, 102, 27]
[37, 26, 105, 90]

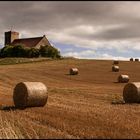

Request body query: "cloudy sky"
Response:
[0, 1, 140, 60]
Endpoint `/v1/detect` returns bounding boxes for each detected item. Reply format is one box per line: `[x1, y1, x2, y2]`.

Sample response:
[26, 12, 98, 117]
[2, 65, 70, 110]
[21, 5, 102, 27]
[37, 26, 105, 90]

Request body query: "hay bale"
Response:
[13, 82, 48, 108]
[118, 74, 129, 83]
[112, 65, 119, 72]
[113, 60, 119, 65]
[70, 68, 78, 75]
[123, 82, 140, 103]
[135, 58, 139, 61]
[130, 58, 133, 61]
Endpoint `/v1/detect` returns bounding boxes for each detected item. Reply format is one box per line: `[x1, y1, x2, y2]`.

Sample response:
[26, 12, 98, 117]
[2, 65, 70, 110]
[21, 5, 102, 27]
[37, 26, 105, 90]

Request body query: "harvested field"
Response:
[0, 58, 140, 138]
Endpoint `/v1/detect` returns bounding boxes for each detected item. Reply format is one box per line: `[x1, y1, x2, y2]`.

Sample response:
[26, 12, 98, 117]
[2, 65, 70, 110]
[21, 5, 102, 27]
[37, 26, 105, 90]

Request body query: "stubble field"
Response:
[0, 58, 139, 139]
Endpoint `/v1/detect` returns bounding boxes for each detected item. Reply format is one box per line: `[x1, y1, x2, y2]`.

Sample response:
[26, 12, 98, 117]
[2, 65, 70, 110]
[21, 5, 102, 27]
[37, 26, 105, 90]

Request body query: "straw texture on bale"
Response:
[123, 82, 140, 103]
[135, 58, 139, 61]
[113, 60, 119, 65]
[70, 68, 78, 75]
[112, 65, 119, 72]
[118, 75, 129, 83]
[13, 82, 48, 108]
[70, 68, 79, 75]
[130, 58, 133, 61]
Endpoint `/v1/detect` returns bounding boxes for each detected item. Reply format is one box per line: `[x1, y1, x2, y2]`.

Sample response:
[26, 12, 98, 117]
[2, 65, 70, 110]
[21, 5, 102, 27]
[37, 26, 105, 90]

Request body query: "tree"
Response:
[0, 44, 61, 59]
[39, 45, 61, 58]
[27, 48, 40, 58]
[0, 45, 13, 57]
[39, 45, 47, 57]
[12, 44, 27, 57]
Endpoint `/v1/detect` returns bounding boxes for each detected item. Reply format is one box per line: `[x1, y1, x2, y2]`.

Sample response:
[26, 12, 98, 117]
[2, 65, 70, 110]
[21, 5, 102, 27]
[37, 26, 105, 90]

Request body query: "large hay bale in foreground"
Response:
[112, 65, 119, 72]
[70, 68, 79, 75]
[130, 58, 133, 61]
[123, 82, 140, 103]
[118, 74, 129, 83]
[113, 60, 119, 65]
[13, 82, 48, 108]
[135, 58, 139, 61]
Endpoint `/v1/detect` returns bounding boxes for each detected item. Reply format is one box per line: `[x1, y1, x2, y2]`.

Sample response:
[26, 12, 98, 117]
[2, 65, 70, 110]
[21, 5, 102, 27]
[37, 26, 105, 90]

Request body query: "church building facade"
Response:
[4, 31, 51, 48]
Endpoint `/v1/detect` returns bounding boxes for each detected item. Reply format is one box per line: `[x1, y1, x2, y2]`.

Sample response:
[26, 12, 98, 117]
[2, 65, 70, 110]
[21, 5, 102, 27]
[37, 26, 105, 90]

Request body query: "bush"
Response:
[40, 45, 61, 58]
[39, 45, 47, 57]
[12, 44, 27, 57]
[27, 48, 40, 58]
[0, 44, 28, 58]
[0, 44, 61, 58]
[0, 45, 13, 57]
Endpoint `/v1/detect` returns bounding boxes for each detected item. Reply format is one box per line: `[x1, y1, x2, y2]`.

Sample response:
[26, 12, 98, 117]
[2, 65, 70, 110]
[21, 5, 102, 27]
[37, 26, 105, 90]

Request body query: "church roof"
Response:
[11, 36, 43, 48]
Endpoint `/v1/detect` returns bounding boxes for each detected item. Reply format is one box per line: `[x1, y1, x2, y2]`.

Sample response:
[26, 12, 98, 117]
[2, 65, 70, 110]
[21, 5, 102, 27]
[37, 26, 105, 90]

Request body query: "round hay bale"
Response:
[118, 74, 129, 83]
[135, 58, 139, 61]
[70, 68, 78, 75]
[113, 60, 119, 65]
[112, 65, 119, 72]
[130, 58, 133, 61]
[13, 82, 48, 108]
[123, 82, 140, 103]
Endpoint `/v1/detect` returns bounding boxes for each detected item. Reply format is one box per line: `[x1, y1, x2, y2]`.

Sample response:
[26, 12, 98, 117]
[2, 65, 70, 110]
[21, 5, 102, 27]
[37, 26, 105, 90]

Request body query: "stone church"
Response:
[4, 31, 51, 48]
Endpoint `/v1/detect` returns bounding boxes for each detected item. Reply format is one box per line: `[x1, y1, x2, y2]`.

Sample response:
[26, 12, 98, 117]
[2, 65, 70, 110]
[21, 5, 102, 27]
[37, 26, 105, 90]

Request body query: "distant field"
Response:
[0, 58, 140, 138]
[0, 57, 53, 65]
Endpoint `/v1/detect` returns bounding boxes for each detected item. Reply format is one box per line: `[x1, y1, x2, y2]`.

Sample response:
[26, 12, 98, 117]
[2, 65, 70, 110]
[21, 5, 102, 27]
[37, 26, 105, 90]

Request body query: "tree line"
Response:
[0, 44, 61, 58]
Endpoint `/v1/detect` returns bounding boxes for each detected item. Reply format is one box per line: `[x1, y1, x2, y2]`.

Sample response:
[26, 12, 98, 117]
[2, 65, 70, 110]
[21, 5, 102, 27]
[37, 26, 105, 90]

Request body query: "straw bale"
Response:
[135, 58, 139, 61]
[118, 75, 129, 83]
[13, 82, 48, 108]
[70, 68, 78, 75]
[112, 65, 119, 72]
[123, 82, 140, 103]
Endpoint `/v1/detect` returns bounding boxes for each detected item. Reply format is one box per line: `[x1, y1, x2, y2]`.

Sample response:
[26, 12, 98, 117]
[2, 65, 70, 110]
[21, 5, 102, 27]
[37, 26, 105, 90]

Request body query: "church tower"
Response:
[5, 31, 19, 46]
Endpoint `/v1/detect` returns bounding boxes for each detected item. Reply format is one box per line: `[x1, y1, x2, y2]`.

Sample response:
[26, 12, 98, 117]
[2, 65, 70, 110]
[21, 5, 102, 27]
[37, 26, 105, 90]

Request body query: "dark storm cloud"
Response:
[0, 1, 140, 44]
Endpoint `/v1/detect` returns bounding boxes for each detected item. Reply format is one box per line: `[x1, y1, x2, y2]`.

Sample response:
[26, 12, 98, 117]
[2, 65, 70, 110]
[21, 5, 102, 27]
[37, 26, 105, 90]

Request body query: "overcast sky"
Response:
[1, 1, 140, 60]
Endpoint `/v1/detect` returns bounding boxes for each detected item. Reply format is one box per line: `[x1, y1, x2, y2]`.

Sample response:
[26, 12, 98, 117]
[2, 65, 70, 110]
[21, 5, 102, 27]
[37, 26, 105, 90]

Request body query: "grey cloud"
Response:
[0, 1, 139, 45]
[91, 23, 140, 41]
[0, 1, 129, 29]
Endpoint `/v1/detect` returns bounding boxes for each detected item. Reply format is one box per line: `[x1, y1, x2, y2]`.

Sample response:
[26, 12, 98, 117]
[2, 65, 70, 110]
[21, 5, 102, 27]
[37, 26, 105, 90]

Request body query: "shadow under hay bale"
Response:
[69, 68, 79, 75]
[114, 81, 119, 83]
[123, 82, 140, 103]
[118, 75, 129, 83]
[65, 73, 71, 75]
[112, 65, 119, 72]
[0, 105, 44, 111]
[111, 100, 125, 105]
[13, 82, 48, 108]
[0, 106, 20, 111]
